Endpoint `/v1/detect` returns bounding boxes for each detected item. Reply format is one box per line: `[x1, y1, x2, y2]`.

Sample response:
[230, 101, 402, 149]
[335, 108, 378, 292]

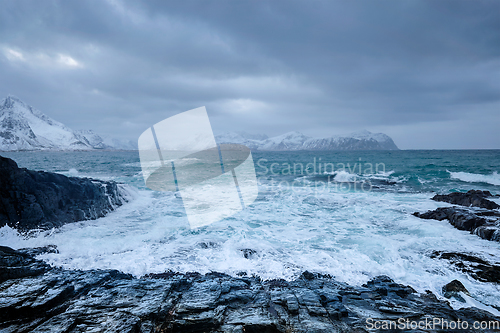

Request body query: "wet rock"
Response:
[199, 241, 218, 249]
[301, 270, 316, 280]
[0, 155, 129, 231]
[363, 275, 417, 298]
[442, 280, 470, 303]
[240, 248, 257, 259]
[430, 251, 500, 283]
[414, 207, 487, 231]
[432, 190, 499, 209]
[1, 247, 500, 332]
[17, 245, 59, 257]
[0, 245, 50, 283]
[414, 206, 500, 242]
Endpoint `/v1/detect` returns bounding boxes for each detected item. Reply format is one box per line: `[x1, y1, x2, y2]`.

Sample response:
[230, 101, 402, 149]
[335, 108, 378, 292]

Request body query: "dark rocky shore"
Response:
[414, 190, 500, 242]
[0, 155, 128, 231]
[2, 245, 500, 333]
[414, 190, 500, 286]
[2, 158, 500, 332]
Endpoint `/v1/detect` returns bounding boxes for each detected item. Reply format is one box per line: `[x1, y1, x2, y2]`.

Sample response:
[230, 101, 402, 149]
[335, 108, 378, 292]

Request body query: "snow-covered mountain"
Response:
[216, 130, 398, 150]
[1, 96, 397, 151]
[75, 130, 137, 151]
[0, 96, 135, 151]
[302, 130, 398, 150]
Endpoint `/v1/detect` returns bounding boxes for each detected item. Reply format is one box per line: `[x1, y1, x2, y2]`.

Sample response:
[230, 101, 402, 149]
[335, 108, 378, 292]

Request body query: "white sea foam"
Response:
[60, 168, 79, 177]
[449, 293, 500, 317]
[2, 184, 500, 312]
[333, 170, 357, 182]
[372, 170, 395, 177]
[448, 171, 500, 186]
[3, 152, 500, 315]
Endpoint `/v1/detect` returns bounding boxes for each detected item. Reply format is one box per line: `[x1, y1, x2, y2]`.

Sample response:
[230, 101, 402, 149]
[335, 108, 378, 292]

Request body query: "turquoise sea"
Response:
[1, 150, 500, 310]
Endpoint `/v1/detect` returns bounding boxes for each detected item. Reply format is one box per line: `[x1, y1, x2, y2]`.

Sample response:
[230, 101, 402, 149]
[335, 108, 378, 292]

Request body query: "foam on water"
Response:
[64, 168, 79, 177]
[1, 150, 500, 312]
[2, 182, 500, 310]
[331, 170, 357, 182]
[448, 170, 500, 186]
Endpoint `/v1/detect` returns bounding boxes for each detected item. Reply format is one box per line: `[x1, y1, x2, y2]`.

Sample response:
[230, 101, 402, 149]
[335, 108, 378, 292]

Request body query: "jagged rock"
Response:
[430, 251, 500, 284]
[414, 206, 500, 242]
[0, 155, 128, 231]
[240, 248, 257, 259]
[0, 246, 51, 283]
[1, 247, 500, 332]
[442, 280, 470, 303]
[432, 190, 499, 210]
[17, 245, 59, 257]
[414, 207, 487, 231]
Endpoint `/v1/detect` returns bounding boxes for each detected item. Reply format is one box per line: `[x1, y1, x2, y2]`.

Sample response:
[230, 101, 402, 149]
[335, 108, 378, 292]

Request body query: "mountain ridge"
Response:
[0, 96, 135, 151]
[0, 96, 398, 151]
[216, 129, 399, 151]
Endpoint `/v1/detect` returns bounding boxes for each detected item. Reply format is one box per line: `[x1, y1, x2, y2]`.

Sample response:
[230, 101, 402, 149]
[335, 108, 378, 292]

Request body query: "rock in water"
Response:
[414, 207, 488, 231]
[442, 280, 470, 303]
[432, 190, 499, 210]
[431, 251, 500, 283]
[414, 190, 500, 243]
[414, 207, 500, 242]
[0, 155, 128, 231]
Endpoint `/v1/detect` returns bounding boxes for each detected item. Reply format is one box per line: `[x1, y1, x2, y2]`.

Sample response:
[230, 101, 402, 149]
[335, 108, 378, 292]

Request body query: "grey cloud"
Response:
[0, 0, 499, 148]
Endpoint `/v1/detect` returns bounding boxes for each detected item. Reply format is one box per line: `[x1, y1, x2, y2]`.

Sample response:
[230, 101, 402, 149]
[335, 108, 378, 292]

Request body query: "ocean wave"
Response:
[60, 168, 79, 177]
[448, 171, 500, 186]
[320, 170, 399, 183]
[332, 170, 357, 182]
[3, 187, 500, 309]
[354, 171, 410, 185]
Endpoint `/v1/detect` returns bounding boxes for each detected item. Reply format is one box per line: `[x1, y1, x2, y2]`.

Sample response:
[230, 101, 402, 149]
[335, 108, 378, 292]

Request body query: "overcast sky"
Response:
[1, 0, 499, 149]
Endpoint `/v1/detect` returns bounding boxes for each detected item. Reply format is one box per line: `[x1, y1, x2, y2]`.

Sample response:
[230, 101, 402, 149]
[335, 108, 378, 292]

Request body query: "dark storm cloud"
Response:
[0, 0, 499, 148]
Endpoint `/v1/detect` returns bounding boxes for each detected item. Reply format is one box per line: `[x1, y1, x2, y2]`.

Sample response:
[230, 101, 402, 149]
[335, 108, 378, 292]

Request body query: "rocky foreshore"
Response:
[431, 190, 500, 210]
[1, 245, 500, 333]
[0, 155, 129, 231]
[414, 190, 500, 242]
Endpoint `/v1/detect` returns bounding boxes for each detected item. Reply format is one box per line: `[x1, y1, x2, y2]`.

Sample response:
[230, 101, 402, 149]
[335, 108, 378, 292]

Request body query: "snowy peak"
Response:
[0, 96, 92, 151]
[349, 130, 394, 144]
[1, 96, 397, 152]
[0, 96, 134, 151]
[302, 130, 399, 150]
[2, 96, 16, 109]
[75, 130, 109, 149]
[75, 130, 137, 150]
[216, 130, 398, 151]
[0, 107, 42, 151]
[260, 131, 310, 150]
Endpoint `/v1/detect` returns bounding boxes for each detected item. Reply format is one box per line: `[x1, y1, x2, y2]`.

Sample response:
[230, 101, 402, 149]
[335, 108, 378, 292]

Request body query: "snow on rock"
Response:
[216, 130, 398, 151]
[0, 96, 135, 151]
[1, 96, 397, 152]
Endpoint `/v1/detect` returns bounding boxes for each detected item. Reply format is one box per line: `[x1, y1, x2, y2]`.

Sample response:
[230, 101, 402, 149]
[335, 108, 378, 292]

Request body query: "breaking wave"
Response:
[448, 171, 500, 186]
